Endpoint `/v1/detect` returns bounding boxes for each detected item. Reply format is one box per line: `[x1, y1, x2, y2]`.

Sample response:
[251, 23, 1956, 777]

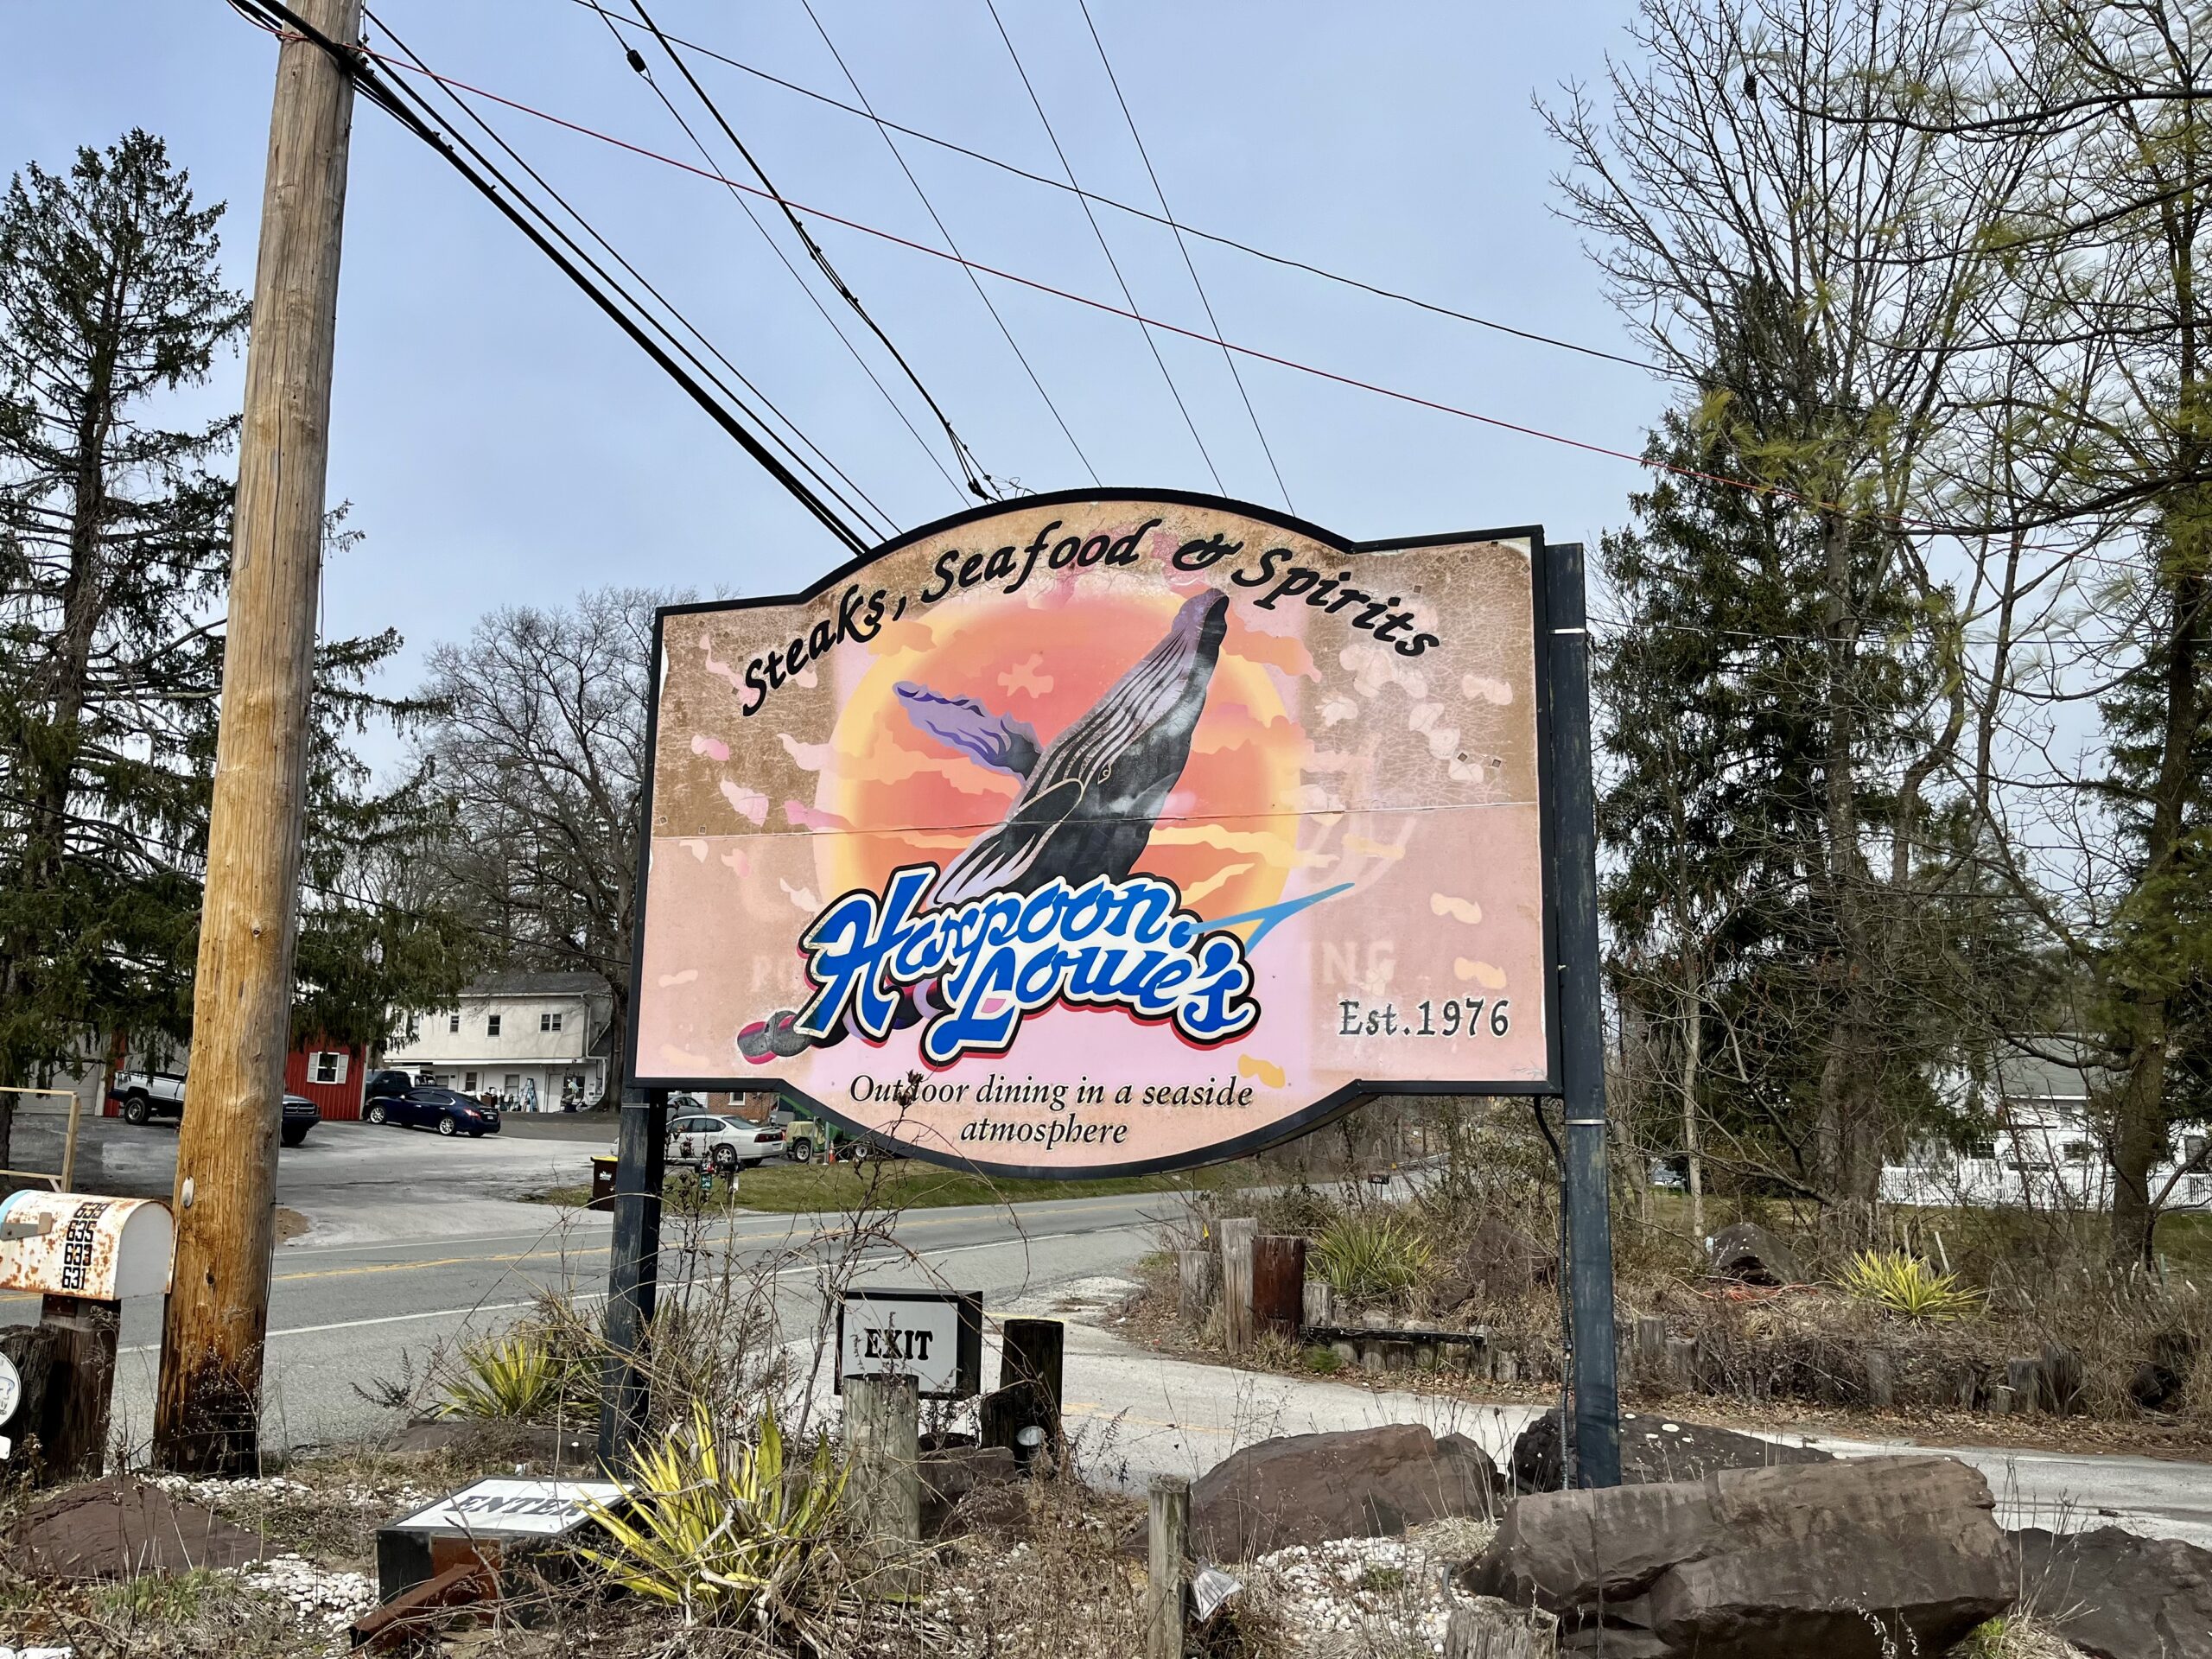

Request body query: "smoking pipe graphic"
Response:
[737, 591, 1230, 1061]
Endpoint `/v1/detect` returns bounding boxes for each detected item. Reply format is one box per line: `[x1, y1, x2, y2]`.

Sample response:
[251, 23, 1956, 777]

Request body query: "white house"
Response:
[383, 970, 615, 1111]
[1882, 1048, 2210, 1214]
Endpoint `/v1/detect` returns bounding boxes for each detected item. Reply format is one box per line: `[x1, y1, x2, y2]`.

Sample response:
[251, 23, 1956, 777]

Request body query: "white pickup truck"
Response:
[113, 1070, 320, 1147]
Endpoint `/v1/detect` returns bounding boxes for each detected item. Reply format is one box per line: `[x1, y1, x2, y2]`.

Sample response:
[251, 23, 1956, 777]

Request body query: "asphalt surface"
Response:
[6, 1109, 2211, 1548]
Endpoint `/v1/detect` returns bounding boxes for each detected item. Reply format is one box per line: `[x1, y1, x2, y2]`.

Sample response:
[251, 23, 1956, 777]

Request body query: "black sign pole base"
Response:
[1543, 541, 1621, 1489]
[597, 1087, 668, 1467]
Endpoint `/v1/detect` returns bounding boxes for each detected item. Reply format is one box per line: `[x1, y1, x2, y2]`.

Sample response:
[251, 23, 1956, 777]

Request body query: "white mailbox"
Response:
[0, 1191, 174, 1300]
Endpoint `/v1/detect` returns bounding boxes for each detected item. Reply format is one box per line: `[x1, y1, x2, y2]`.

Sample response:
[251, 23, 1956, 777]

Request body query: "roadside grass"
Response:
[531, 1158, 1247, 1215]
[1629, 1187, 2212, 1278]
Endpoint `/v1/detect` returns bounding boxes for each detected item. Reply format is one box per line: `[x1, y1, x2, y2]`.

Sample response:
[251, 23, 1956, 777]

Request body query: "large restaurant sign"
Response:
[630, 491, 1558, 1176]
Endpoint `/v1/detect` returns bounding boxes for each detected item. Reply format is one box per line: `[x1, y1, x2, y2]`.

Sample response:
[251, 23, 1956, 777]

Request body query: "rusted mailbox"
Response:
[0, 1190, 175, 1481]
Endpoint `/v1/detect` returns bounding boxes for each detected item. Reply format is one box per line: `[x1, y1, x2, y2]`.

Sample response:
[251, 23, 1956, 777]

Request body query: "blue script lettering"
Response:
[795, 866, 1260, 1064]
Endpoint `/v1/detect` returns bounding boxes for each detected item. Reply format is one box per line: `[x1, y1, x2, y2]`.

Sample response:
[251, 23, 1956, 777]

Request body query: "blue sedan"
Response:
[364, 1085, 502, 1138]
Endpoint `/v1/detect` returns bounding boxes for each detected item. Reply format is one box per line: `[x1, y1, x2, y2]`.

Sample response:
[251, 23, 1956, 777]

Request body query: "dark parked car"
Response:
[281, 1093, 320, 1147]
[115, 1071, 319, 1147]
[364, 1068, 421, 1102]
[364, 1085, 501, 1138]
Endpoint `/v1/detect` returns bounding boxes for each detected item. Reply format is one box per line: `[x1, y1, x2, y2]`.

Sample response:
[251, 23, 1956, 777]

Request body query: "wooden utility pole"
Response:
[154, 0, 361, 1473]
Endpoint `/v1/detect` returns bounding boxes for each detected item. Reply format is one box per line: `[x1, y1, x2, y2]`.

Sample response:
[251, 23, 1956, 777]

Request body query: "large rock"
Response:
[1171, 1425, 1498, 1562]
[1705, 1222, 1806, 1287]
[2012, 1526, 2212, 1659]
[1461, 1454, 2008, 1658]
[1510, 1408, 1831, 1494]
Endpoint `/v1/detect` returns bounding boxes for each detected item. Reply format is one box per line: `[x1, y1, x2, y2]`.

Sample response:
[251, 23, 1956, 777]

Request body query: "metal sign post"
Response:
[595, 1088, 667, 1465]
[1541, 541, 1621, 1487]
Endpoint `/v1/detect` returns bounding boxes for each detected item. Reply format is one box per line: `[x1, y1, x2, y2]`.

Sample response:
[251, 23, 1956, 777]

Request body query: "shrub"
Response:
[1838, 1249, 1983, 1321]
[438, 1329, 580, 1421]
[1304, 1344, 1344, 1375]
[1314, 1211, 1432, 1301]
[581, 1399, 846, 1627]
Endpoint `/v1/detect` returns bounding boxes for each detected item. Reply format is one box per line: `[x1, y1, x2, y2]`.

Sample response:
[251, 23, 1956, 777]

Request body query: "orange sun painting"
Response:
[814, 582, 1307, 923]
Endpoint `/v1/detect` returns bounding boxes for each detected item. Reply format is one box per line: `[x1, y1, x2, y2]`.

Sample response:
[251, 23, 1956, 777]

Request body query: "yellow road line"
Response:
[0, 1194, 1129, 1304]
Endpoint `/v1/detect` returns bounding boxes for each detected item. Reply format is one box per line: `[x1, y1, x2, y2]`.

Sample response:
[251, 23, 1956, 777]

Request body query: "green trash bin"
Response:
[588, 1154, 620, 1212]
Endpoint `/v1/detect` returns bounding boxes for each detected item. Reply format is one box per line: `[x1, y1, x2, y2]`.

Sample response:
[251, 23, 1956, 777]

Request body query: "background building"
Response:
[382, 970, 614, 1110]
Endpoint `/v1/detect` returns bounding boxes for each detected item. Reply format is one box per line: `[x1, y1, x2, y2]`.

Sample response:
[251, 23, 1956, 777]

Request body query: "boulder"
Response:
[2012, 1526, 2212, 1659]
[1509, 1408, 1831, 1495]
[1166, 1424, 1498, 1562]
[1705, 1222, 1806, 1287]
[1460, 1454, 2008, 1658]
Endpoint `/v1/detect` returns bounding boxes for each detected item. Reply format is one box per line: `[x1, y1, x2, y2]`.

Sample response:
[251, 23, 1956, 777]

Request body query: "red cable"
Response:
[327, 33, 2070, 553]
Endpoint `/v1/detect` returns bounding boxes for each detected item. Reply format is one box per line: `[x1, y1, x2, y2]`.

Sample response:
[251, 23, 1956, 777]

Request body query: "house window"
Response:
[541, 1011, 563, 1032]
[448, 1013, 460, 1033]
[464, 1071, 478, 1092]
[503, 1074, 520, 1095]
[486, 1014, 502, 1037]
[310, 1051, 347, 1086]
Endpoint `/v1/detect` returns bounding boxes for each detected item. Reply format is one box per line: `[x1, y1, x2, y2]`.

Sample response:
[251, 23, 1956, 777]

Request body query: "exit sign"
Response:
[836, 1289, 983, 1400]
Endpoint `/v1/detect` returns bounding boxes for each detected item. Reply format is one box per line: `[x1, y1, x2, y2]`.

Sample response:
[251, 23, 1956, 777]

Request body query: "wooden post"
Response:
[1176, 1249, 1217, 1324]
[1218, 1217, 1256, 1356]
[154, 0, 363, 1476]
[980, 1317, 1064, 1455]
[1863, 1348, 1894, 1411]
[40, 1295, 119, 1480]
[1632, 1316, 1667, 1389]
[844, 1375, 920, 1592]
[1252, 1235, 1307, 1342]
[0, 1325, 57, 1478]
[1146, 1474, 1189, 1659]
[1303, 1278, 1333, 1331]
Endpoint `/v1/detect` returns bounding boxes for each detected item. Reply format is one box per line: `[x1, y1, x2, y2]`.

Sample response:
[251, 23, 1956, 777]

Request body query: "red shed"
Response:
[285, 1039, 368, 1121]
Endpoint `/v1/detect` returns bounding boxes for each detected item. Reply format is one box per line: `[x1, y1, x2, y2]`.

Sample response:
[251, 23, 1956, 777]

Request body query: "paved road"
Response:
[9, 1109, 619, 1244]
[0, 1185, 1170, 1455]
[7, 1110, 2209, 1548]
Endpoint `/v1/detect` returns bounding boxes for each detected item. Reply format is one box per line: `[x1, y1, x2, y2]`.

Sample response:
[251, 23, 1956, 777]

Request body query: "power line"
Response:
[591, 8, 966, 505]
[980, 0, 1225, 494]
[569, 0, 1663, 378]
[293, 33, 2126, 558]
[624, 0, 1001, 502]
[1075, 0, 1294, 514]
[238, 0, 874, 556]
[364, 7, 899, 543]
[798, 0, 1099, 488]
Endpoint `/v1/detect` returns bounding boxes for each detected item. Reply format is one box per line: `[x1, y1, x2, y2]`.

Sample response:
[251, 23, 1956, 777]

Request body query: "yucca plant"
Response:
[1314, 1211, 1432, 1301]
[580, 1400, 847, 1627]
[1838, 1249, 1983, 1321]
[438, 1329, 578, 1421]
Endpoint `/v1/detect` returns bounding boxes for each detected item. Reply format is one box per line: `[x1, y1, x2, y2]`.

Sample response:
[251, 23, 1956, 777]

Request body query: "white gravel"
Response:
[239, 1554, 381, 1631]
[1240, 1517, 1498, 1656]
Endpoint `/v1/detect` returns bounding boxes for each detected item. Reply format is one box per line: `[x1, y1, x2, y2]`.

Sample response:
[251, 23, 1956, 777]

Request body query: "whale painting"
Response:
[899, 589, 1229, 905]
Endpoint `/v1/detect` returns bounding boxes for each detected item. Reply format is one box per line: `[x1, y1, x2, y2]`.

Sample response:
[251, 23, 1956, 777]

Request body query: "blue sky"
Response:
[7, 1, 1659, 734]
